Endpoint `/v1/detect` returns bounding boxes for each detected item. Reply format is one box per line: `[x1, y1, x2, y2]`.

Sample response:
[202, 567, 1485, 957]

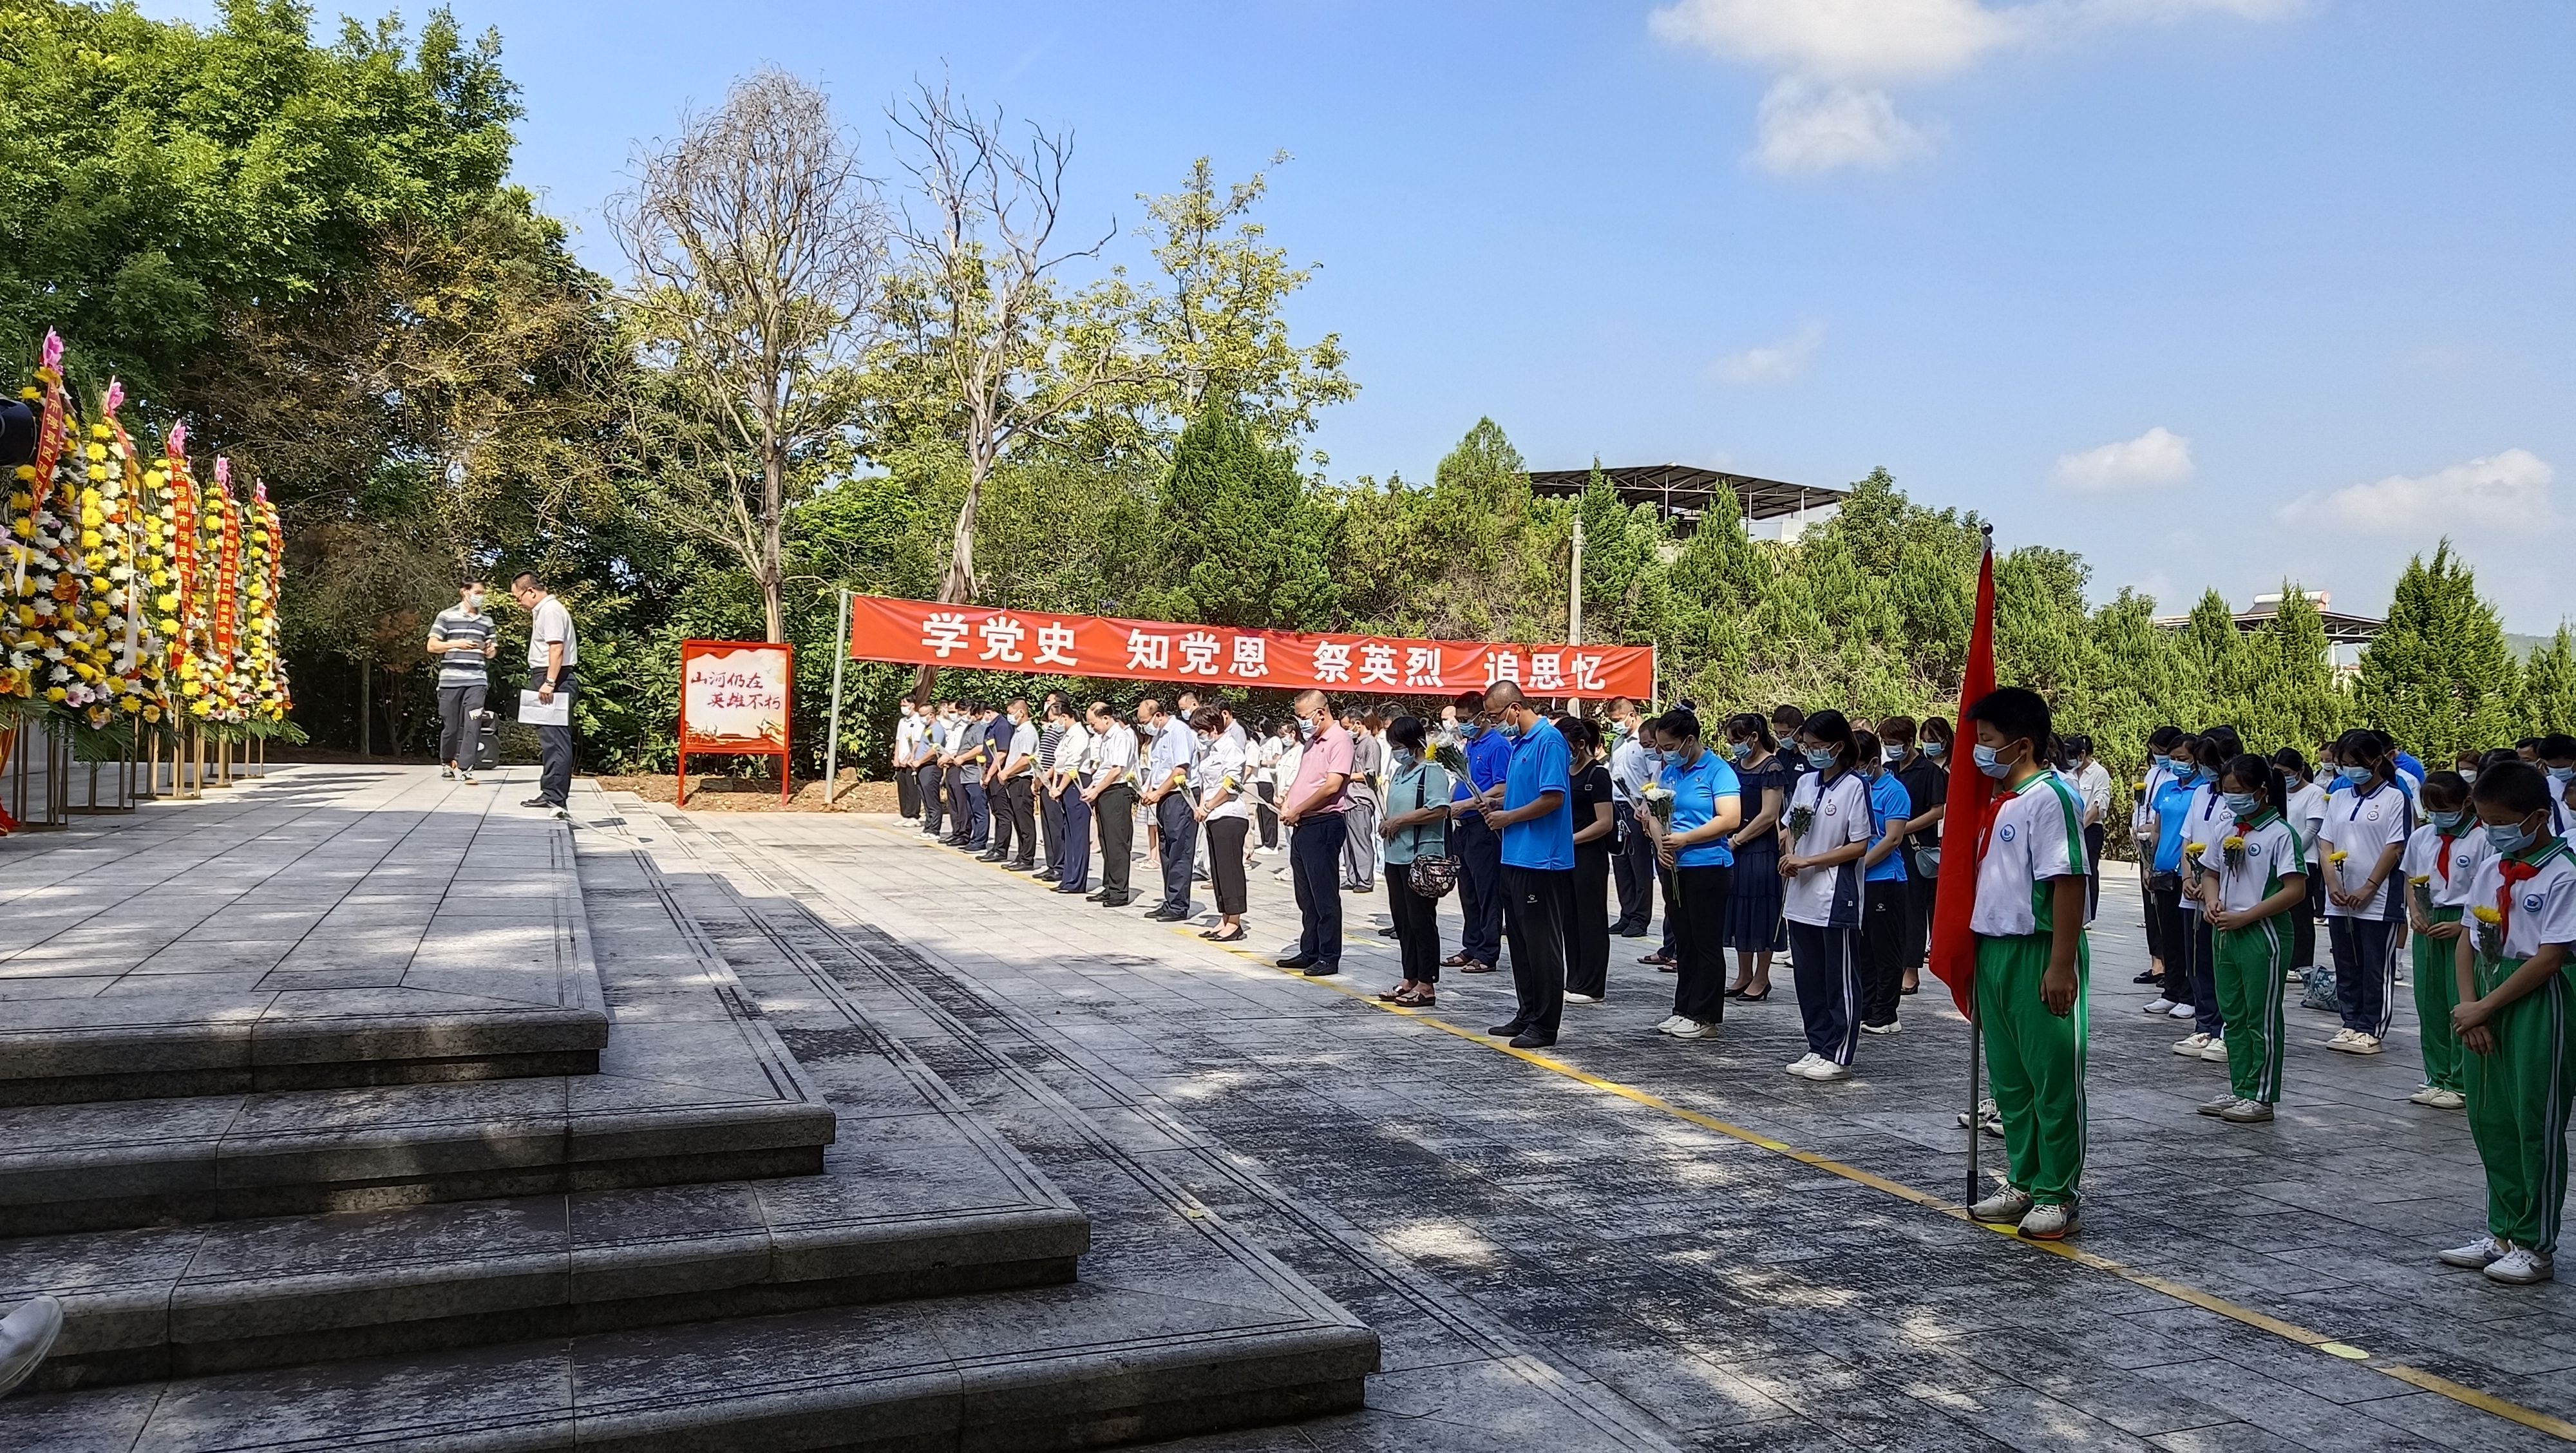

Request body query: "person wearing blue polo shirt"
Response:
[1855, 729, 1915, 1035]
[1444, 688, 1515, 975]
[1480, 682, 1574, 1049]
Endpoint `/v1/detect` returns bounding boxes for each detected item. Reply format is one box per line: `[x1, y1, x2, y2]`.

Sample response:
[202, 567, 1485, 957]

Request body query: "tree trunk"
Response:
[762, 435, 788, 643]
[912, 457, 990, 701]
[357, 658, 371, 758]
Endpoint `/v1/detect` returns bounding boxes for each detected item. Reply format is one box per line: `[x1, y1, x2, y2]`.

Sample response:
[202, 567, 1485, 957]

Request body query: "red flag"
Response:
[1927, 532, 1998, 1018]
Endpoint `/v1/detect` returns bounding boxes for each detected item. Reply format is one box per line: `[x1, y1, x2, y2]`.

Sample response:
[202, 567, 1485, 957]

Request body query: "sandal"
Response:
[1377, 985, 1412, 1002]
[1394, 991, 1436, 1008]
[1441, 953, 1475, 967]
[1639, 952, 1672, 966]
[1460, 962, 1497, 974]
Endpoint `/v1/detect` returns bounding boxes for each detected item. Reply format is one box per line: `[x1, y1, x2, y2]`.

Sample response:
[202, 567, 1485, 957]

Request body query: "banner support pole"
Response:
[824, 589, 850, 807]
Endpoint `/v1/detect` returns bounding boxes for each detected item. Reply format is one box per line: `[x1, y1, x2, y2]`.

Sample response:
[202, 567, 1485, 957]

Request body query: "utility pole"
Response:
[1567, 517, 1586, 713]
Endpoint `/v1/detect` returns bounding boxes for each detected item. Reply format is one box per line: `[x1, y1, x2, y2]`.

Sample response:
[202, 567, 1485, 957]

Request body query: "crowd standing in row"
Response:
[887, 688, 2576, 1274]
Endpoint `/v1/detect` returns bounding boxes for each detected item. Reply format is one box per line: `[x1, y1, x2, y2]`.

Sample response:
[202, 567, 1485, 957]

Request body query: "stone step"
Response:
[0, 1014, 838, 1236]
[0, 1277, 1377, 1452]
[3, 1117, 1088, 1390]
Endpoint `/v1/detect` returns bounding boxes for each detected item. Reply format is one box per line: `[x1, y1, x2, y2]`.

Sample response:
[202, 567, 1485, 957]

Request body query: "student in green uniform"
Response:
[1962, 687, 2092, 1242]
[2403, 772, 2483, 1110]
[2441, 760, 2576, 1286]
[2195, 754, 2308, 1125]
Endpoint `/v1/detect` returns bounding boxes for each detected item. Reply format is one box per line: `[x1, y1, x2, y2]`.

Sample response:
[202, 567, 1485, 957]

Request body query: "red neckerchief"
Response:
[2436, 832, 2456, 886]
[2498, 850, 2548, 942]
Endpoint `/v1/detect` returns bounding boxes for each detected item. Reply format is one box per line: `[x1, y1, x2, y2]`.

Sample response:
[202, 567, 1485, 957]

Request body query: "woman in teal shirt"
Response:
[1378, 714, 1453, 1008]
[1650, 708, 1744, 1041]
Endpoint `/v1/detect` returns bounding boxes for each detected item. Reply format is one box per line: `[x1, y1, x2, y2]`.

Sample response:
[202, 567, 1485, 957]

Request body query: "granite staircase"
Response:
[0, 770, 1374, 1450]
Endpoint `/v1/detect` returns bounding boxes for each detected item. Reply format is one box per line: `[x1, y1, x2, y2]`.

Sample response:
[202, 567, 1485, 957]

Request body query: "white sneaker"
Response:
[2328, 1033, 2383, 1056]
[2168, 1002, 2198, 1020]
[2486, 1248, 2555, 1285]
[2439, 1235, 2509, 1268]
[1564, 993, 1603, 1005]
[1861, 1020, 1903, 1036]
[2219, 1098, 2274, 1124]
[1970, 1187, 2034, 1223]
[2323, 1027, 2360, 1048]
[1785, 1053, 1823, 1076]
[2172, 1032, 2214, 1056]
[0, 1295, 63, 1397]
[1796, 1058, 1854, 1081]
[2018, 1202, 2079, 1240]
[1958, 1099, 2005, 1137]
[1653, 1014, 1690, 1035]
[2142, 996, 2176, 1016]
[2197, 1092, 2239, 1117]
[2423, 1088, 2467, 1110]
[2198, 1038, 2230, 1063]
[1671, 1019, 1723, 1040]
[2408, 1085, 2446, 1106]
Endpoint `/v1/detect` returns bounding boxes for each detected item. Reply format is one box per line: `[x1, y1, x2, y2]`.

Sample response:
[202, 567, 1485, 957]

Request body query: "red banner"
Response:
[847, 594, 1654, 699]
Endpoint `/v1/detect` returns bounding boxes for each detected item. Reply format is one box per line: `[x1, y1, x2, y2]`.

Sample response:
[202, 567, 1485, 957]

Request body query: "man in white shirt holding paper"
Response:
[511, 572, 578, 819]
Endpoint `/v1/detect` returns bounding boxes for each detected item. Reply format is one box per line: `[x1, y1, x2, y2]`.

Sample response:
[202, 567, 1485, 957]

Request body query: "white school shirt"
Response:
[2208, 811, 2304, 915]
[1195, 732, 1252, 821]
[2284, 781, 2328, 868]
[2316, 779, 2410, 919]
[2462, 840, 2576, 960]
[1971, 773, 2088, 938]
[2178, 784, 2231, 915]
[1783, 768, 1873, 927]
[2132, 759, 2175, 840]
[2075, 761, 2112, 824]
[893, 713, 924, 765]
[2402, 822, 2488, 911]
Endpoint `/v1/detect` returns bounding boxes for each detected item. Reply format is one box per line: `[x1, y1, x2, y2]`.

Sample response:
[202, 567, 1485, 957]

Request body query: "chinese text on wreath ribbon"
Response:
[845, 594, 1656, 699]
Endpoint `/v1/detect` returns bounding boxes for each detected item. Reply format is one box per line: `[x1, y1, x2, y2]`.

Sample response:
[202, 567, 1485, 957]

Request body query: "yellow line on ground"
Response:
[862, 821, 2576, 1443]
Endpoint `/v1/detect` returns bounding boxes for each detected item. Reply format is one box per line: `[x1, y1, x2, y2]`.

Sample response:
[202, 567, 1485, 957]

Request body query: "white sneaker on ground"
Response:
[2168, 1002, 2198, 1020]
[1795, 1058, 1853, 1081]
[2219, 1098, 2275, 1124]
[2172, 1032, 2214, 1056]
[1970, 1187, 2034, 1223]
[1785, 1053, 1823, 1076]
[2198, 1038, 2230, 1063]
[2439, 1235, 2509, 1268]
[0, 1295, 62, 1396]
[1671, 1019, 1722, 1040]
[2018, 1202, 2079, 1240]
[1861, 1020, 1903, 1036]
[2486, 1248, 2555, 1285]
[1957, 1099, 2004, 1137]
[1653, 1015, 1689, 1035]
[2328, 1033, 2383, 1056]
[2408, 1085, 2445, 1106]
[2197, 1092, 2239, 1116]
[2421, 1088, 2467, 1110]
[1564, 993, 1603, 1005]
[2142, 997, 2176, 1016]
[459, 771, 477, 784]
[2322, 1027, 2360, 1048]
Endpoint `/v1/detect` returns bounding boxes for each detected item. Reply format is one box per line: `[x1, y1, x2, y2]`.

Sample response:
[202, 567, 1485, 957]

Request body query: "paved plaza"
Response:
[0, 766, 2570, 1451]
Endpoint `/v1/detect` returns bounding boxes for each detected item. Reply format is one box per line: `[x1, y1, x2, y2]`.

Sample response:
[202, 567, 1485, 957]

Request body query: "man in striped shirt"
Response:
[425, 578, 497, 783]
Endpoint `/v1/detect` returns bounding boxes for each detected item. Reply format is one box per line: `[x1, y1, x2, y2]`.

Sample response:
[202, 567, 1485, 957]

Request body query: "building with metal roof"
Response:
[1526, 464, 1844, 538]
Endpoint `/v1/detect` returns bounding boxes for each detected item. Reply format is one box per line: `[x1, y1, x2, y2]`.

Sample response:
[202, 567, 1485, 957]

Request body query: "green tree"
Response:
[2515, 625, 2576, 736]
[2241, 586, 2345, 755]
[2174, 589, 2255, 730]
[1148, 398, 1338, 631]
[2354, 541, 2519, 761]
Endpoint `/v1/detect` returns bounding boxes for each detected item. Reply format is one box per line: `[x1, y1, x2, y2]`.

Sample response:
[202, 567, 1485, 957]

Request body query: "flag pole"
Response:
[1952, 523, 1998, 1205]
[824, 588, 850, 807]
[1966, 991, 1984, 1205]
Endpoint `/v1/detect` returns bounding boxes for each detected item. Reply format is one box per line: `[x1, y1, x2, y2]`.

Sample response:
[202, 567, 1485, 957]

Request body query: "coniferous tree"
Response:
[2515, 626, 2576, 736]
[1149, 397, 1338, 631]
[2242, 585, 2345, 755]
[2354, 542, 2519, 761]
[2176, 589, 2255, 731]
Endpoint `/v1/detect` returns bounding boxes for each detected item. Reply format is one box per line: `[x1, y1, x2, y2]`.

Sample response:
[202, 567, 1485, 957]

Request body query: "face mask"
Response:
[466, 591, 486, 610]
[2489, 818, 2539, 856]
[1298, 717, 1318, 741]
[1922, 741, 1945, 759]
[2430, 808, 2471, 834]
[1804, 747, 1836, 770]
[2550, 766, 2576, 784]
[1500, 718, 1524, 740]
[2462, 770, 2479, 784]
[1882, 746, 1904, 764]
[2169, 758, 2198, 781]
[2340, 765, 2373, 786]
[2222, 792, 2262, 817]
[1973, 743, 2013, 780]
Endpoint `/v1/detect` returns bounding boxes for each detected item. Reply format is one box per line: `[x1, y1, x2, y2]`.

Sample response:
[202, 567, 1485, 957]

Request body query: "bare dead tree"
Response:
[882, 79, 1146, 694]
[615, 66, 883, 641]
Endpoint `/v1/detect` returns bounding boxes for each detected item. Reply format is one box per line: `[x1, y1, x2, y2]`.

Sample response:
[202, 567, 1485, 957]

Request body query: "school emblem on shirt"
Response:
[2528, 893, 2546, 913]
[1823, 802, 1837, 816]
[1998, 824, 2017, 842]
[2366, 805, 2383, 822]
[2248, 844, 2262, 859]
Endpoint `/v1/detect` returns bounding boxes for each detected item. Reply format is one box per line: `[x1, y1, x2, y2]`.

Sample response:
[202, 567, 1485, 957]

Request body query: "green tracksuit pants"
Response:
[2213, 919, 2289, 1104]
[2413, 906, 2465, 1094]
[2465, 954, 2575, 1253]
[1977, 929, 2090, 1205]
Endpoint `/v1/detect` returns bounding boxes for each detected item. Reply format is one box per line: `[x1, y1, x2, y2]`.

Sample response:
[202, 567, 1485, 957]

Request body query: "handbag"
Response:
[1401, 765, 1458, 900]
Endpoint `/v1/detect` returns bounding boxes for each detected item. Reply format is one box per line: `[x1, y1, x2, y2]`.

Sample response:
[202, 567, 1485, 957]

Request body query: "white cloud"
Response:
[1649, 0, 2309, 173]
[2054, 426, 2194, 491]
[2278, 450, 2555, 535]
[1754, 81, 1937, 173]
[1710, 321, 1827, 384]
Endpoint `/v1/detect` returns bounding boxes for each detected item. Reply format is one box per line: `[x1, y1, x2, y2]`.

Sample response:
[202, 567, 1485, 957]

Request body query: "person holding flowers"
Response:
[1778, 709, 1873, 1081]
[1376, 715, 1455, 1006]
[2195, 754, 2309, 1124]
[2403, 771, 2486, 1110]
[1647, 708, 1743, 1041]
[2316, 728, 2414, 1056]
[2440, 760, 2576, 1286]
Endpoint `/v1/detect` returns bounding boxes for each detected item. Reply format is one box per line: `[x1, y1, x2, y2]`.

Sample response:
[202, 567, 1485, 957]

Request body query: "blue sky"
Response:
[149, 1, 2576, 630]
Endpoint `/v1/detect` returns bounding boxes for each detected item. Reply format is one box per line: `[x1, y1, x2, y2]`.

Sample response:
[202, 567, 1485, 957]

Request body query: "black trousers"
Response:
[1208, 817, 1249, 915]
[2330, 911, 2403, 1038]
[1454, 815, 1504, 966]
[1671, 863, 1731, 1023]
[1902, 869, 1938, 971]
[1785, 920, 1861, 1065]
[2139, 857, 2166, 958]
[919, 764, 946, 835]
[1155, 794, 1198, 914]
[2155, 884, 2190, 1000]
[1095, 785, 1136, 898]
[1859, 881, 1908, 1027]
[943, 766, 969, 839]
[1291, 814, 1344, 965]
[437, 682, 485, 768]
[534, 670, 576, 807]
[1256, 782, 1280, 850]
[2294, 869, 2322, 967]
[995, 777, 1036, 865]
[1039, 781, 1065, 870]
[1388, 869, 1442, 984]
[1502, 866, 1569, 1040]
[2081, 824, 2105, 921]
[1611, 804, 1651, 933]
[896, 763, 920, 818]
[1568, 846, 1612, 998]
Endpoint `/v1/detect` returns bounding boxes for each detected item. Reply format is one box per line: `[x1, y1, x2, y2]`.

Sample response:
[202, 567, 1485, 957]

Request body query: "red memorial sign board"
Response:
[677, 640, 794, 806]
[845, 594, 1655, 700]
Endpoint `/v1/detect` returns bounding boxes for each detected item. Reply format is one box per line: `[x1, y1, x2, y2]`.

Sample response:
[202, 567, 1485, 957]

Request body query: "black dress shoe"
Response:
[1147, 908, 1186, 922]
[1009, 860, 1037, 871]
[1277, 954, 1317, 969]
[1056, 884, 1090, 895]
[1086, 889, 1112, 902]
[1378, 926, 1401, 938]
[1097, 894, 1135, 908]
[1302, 963, 1340, 978]
[1508, 1032, 1557, 1049]
[1487, 1020, 1528, 1038]
[1036, 869, 1061, 882]
[520, 796, 553, 808]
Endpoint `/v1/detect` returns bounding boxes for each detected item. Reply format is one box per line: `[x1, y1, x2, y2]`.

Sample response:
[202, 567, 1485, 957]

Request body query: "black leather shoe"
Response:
[520, 797, 552, 809]
[1302, 963, 1340, 978]
[1487, 1020, 1528, 1038]
[1508, 1032, 1557, 1050]
[1146, 908, 1185, 922]
[1035, 869, 1061, 882]
[1097, 894, 1135, 908]
[1276, 954, 1316, 969]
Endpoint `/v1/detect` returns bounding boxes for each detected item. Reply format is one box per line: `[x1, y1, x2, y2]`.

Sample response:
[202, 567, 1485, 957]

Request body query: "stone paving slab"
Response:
[677, 806, 2576, 1451]
[0, 768, 606, 1103]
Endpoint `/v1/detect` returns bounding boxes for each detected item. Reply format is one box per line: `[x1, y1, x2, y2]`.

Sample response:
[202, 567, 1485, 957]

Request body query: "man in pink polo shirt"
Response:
[1279, 689, 1354, 977]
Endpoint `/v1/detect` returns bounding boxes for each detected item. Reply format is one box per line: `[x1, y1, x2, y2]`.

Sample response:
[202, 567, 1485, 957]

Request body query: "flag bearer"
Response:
[2194, 754, 2308, 1125]
[1962, 687, 2092, 1242]
[2440, 761, 2576, 1286]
